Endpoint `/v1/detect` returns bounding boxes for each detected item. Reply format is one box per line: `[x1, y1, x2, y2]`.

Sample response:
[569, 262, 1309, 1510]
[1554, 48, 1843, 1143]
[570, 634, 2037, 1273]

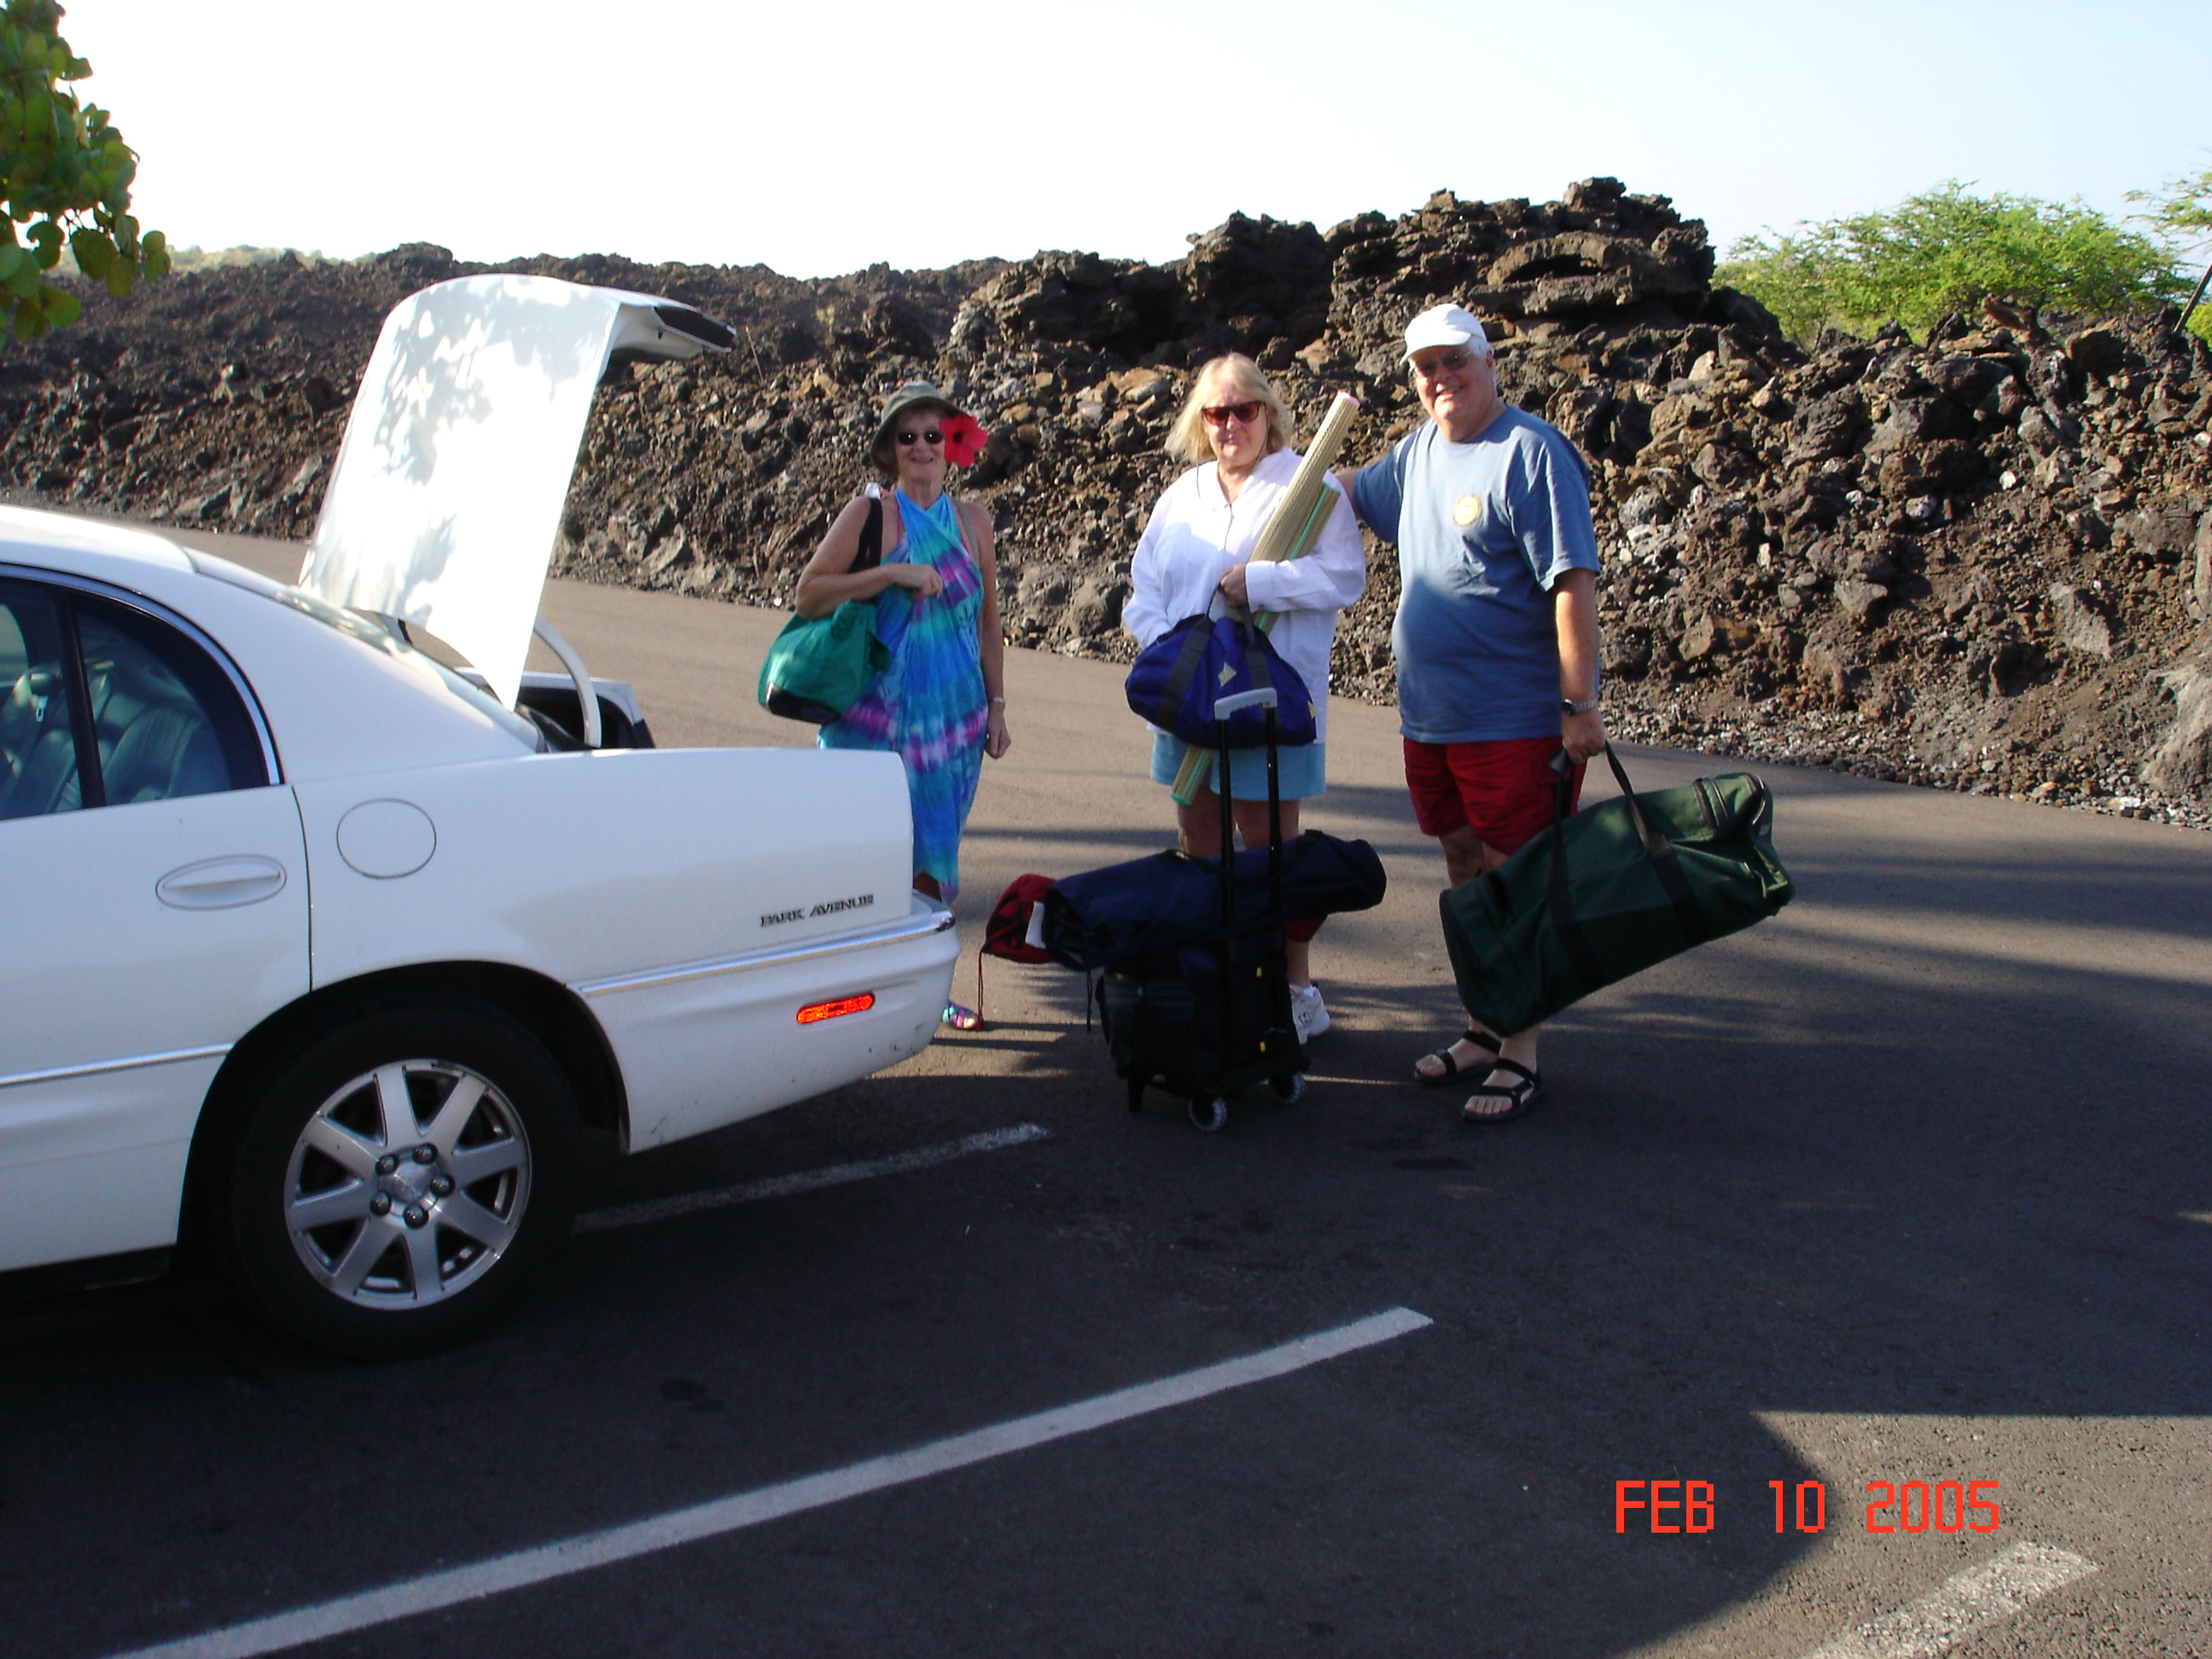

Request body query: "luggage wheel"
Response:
[1188, 1097, 1229, 1133]
[1268, 1073, 1306, 1104]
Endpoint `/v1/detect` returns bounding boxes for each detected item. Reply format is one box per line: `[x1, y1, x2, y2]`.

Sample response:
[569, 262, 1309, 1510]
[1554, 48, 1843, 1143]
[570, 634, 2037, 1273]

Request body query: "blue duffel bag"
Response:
[1124, 610, 1318, 749]
[1042, 831, 1386, 972]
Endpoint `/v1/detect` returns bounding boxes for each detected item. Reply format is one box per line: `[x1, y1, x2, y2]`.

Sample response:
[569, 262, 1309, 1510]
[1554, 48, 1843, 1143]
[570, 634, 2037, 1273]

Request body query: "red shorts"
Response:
[1404, 736, 1583, 857]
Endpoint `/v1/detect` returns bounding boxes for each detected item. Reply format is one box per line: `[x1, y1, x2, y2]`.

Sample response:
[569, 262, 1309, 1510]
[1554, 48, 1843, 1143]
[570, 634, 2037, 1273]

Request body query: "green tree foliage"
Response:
[0, 0, 166, 341]
[2128, 167, 2212, 346]
[1718, 182, 2188, 345]
[2130, 166, 2212, 242]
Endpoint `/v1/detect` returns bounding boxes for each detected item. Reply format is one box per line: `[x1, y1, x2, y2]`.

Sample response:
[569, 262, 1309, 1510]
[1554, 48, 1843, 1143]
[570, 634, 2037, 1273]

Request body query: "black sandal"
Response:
[1461, 1058, 1541, 1124]
[1414, 1027, 1501, 1087]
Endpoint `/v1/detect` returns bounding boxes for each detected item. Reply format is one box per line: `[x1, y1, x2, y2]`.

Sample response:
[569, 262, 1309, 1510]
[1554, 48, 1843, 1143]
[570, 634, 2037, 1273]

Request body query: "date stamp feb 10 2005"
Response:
[1615, 1479, 2004, 1534]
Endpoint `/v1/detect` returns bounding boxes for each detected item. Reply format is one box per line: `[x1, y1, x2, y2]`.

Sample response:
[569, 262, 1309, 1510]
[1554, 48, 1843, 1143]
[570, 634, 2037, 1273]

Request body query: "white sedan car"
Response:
[0, 276, 959, 1357]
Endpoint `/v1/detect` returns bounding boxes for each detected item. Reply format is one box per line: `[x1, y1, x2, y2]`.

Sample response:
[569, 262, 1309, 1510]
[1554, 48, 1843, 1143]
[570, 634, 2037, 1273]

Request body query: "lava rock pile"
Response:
[3, 178, 2209, 823]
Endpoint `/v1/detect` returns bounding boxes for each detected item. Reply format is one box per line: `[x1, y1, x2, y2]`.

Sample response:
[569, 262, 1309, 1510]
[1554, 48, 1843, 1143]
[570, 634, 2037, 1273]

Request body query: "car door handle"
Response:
[156, 854, 290, 911]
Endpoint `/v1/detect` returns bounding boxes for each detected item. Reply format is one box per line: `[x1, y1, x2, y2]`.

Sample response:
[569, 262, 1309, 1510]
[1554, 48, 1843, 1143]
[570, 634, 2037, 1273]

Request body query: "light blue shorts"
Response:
[1150, 733, 1326, 800]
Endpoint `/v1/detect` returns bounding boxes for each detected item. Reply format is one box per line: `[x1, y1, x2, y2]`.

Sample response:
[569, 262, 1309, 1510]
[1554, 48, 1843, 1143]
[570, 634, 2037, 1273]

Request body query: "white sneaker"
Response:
[1289, 982, 1330, 1043]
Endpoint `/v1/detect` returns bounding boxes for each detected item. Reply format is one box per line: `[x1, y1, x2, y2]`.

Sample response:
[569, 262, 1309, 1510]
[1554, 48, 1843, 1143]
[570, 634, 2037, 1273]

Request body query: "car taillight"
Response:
[797, 993, 876, 1025]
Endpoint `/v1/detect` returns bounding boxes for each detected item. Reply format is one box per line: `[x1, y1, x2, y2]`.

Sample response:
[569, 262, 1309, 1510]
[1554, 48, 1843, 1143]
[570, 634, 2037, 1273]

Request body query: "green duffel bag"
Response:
[757, 493, 889, 724]
[757, 599, 889, 724]
[1438, 746, 1793, 1036]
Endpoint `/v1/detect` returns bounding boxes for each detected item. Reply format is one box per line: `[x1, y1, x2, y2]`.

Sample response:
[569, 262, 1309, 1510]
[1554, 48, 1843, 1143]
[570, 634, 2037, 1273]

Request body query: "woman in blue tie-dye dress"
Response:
[794, 381, 1011, 1022]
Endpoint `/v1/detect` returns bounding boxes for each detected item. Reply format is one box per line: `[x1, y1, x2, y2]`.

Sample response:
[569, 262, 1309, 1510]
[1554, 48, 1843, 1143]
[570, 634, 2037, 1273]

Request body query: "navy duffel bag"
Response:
[1043, 831, 1386, 972]
[1123, 610, 1318, 749]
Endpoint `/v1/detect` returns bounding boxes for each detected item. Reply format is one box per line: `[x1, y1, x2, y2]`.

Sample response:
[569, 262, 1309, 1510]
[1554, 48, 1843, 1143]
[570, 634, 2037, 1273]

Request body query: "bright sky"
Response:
[64, 0, 2212, 279]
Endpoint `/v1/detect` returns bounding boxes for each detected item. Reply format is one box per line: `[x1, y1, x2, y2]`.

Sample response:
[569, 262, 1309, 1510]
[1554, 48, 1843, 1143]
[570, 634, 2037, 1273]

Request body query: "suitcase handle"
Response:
[1213, 686, 1279, 717]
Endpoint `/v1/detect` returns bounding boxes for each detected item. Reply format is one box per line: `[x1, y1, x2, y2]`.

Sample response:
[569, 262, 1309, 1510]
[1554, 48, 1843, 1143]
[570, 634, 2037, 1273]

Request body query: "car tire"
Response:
[221, 999, 578, 1360]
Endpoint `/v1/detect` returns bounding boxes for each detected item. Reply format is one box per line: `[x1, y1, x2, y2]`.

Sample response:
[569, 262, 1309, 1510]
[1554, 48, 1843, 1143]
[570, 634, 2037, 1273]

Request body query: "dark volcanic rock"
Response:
[5, 179, 2211, 826]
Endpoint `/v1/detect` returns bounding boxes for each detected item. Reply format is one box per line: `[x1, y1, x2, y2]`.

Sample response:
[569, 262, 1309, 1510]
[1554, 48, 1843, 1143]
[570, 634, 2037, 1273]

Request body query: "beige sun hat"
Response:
[869, 380, 969, 468]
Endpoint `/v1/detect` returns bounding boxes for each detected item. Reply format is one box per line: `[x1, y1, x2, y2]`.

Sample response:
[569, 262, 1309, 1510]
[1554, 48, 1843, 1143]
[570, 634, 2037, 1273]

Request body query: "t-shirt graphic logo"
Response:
[1452, 493, 1483, 528]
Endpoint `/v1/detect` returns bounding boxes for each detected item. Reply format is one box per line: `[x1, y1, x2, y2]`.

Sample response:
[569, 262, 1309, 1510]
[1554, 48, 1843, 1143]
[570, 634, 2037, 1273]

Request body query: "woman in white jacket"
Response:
[1122, 353, 1366, 1041]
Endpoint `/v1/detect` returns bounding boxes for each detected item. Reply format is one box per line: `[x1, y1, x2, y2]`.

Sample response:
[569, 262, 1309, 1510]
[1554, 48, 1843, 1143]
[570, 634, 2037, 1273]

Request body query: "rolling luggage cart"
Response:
[1096, 685, 1306, 1132]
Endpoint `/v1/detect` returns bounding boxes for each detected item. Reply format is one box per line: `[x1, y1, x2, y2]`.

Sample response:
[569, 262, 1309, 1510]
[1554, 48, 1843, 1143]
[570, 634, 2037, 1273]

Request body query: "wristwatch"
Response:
[1561, 695, 1600, 715]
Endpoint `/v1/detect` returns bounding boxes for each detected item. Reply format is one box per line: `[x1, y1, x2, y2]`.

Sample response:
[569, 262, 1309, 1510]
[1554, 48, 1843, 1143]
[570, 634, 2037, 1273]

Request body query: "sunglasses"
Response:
[1412, 348, 1478, 377]
[1202, 400, 1265, 428]
[897, 428, 944, 446]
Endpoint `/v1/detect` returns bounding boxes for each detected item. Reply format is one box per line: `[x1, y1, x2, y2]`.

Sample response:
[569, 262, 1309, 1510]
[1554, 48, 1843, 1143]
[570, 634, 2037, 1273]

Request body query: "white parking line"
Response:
[1797, 1540, 2099, 1659]
[573, 1123, 1051, 1234]
[104, 1307, 1434, 1659]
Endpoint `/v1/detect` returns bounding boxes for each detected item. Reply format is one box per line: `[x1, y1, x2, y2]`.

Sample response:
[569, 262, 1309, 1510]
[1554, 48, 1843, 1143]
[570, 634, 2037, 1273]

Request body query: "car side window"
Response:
[73, 595, 267, 807]
[0, 580, 88, 819]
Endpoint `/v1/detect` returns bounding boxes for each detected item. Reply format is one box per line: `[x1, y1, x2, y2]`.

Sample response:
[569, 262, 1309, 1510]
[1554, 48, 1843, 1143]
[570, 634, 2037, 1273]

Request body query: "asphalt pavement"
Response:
[5, 536, 2209, 1658]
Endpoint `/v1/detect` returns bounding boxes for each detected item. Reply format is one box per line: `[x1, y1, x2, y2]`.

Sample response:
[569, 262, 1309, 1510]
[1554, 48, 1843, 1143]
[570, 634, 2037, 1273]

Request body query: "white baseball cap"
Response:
[1402, 303, 1494, 361]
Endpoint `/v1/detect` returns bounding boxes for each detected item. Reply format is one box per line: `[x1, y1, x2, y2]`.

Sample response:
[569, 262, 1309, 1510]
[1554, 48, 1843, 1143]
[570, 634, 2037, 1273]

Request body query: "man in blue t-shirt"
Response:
[1339, 303, 1608, 1126]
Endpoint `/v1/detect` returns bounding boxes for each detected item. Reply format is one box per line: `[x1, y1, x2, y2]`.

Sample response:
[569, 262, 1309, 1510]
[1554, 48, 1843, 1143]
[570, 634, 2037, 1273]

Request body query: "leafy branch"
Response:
[1, 0, 167, 341]
[2128, 166, 2212, 344]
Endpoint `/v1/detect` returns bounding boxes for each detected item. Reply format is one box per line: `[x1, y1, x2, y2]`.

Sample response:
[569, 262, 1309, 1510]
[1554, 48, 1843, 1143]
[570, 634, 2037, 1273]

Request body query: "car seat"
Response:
[103, 699, 224, 804]
[84, 647, 225, 806]
[0, 665, 83, 818]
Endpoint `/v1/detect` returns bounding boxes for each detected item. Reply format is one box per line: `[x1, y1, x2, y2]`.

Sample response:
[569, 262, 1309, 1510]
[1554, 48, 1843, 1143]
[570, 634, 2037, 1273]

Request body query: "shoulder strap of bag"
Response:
[1543, 746, 1708, 987]
[1148, 614, 1219, 731]
[854, 489, 883, 573]
[1231, 608, 1277, 720]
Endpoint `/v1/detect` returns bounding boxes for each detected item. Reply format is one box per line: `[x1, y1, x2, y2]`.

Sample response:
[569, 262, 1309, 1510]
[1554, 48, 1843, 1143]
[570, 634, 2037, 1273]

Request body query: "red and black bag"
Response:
[970, 872, 1058, 1022]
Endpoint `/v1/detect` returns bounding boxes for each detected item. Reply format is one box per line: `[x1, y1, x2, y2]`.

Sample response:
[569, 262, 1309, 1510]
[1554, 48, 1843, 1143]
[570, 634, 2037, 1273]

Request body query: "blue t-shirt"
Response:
[1351, 407, 1600, 743]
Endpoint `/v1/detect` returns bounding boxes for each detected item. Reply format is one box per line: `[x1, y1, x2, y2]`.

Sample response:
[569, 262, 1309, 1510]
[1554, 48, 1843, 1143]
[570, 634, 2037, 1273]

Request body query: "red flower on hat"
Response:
[941, 413, 987, 468]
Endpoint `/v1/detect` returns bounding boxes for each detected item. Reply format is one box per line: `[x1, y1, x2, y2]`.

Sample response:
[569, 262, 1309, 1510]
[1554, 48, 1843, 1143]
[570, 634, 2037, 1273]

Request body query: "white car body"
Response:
[0, 276, 958, 1354]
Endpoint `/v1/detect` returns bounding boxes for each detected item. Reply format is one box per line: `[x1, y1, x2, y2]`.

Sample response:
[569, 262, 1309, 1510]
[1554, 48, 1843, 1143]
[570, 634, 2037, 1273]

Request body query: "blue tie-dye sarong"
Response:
[819, 489, 987, 899]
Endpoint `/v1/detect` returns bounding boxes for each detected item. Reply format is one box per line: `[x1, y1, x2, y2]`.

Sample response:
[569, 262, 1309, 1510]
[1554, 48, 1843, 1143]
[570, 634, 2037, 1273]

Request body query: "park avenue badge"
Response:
[1452, 493, 1482, 528]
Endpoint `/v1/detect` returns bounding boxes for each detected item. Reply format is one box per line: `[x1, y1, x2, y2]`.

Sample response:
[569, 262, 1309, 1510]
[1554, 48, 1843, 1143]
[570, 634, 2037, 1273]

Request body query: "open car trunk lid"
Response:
[300, 275, 731, 709]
